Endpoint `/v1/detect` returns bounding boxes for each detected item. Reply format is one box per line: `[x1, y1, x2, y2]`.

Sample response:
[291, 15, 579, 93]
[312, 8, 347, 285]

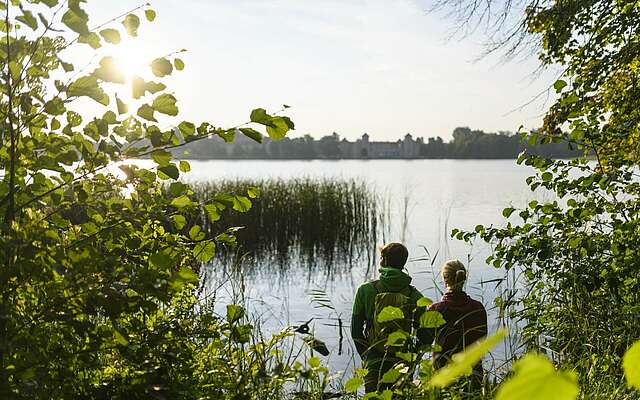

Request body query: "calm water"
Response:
[184, 159, 546, 380]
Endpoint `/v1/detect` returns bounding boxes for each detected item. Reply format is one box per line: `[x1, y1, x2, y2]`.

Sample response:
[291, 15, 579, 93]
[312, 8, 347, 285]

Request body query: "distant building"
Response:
[347, 133, 423, 158]
[178, 130, 425, 159]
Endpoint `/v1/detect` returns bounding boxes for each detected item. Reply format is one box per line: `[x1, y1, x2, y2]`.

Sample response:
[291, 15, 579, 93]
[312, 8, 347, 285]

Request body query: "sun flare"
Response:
[104, 39, 158, 101]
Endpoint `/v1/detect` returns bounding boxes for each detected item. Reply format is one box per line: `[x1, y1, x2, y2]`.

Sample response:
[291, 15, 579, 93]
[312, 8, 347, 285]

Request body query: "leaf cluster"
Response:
[0, 1, 294, 398]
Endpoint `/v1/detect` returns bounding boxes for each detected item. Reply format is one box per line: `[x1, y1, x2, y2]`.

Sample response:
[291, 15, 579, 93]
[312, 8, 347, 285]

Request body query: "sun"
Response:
[104, 38, 159, 101]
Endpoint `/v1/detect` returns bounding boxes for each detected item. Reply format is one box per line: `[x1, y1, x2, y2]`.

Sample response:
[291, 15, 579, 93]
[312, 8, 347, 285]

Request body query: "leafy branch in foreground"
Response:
[439, 0, 640, 397]
[346, 322, 639, 400]
[0, 1, 295, 398]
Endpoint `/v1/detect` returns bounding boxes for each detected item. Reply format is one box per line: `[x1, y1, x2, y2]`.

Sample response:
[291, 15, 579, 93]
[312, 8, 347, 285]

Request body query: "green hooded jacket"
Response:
[351, 266, 425, 359]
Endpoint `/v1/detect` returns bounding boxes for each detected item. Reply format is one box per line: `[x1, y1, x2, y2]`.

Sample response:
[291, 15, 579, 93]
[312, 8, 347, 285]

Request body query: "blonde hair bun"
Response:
[441, 259, 467, 291]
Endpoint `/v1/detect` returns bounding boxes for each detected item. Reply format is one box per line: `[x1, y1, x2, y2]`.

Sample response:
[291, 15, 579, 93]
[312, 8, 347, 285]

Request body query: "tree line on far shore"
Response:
[180, 126, 580, 159]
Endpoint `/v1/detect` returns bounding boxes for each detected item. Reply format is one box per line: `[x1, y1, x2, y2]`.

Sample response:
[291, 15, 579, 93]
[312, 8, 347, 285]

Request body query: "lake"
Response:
[182, 159, 546, 380]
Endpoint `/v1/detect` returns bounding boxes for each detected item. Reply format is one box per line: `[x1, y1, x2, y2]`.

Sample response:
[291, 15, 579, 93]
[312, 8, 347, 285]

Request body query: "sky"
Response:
[81, 0, 559, 141]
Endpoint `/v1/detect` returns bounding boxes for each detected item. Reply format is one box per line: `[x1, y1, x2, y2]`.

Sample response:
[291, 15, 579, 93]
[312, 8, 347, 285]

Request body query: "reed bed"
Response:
[192, 178, 382, 271]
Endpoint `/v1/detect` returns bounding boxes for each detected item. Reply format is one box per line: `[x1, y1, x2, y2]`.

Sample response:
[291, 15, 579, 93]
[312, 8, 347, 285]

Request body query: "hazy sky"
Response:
[84, 0, 558, 141]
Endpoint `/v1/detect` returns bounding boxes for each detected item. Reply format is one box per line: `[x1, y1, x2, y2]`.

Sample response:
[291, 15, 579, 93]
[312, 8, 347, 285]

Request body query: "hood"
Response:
[378, 267, 412, 291]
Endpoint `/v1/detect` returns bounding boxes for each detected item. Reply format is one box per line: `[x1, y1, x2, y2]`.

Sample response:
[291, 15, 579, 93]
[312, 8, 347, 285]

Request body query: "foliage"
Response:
[345, 326, 639, 399]
[624, 340, 640, 391]
[422, 127, 579, 159]
[441, 0, 640, 397]
[0, 0, 294, 398]
[429, 329, 506, 388]
[1, 0, 639, 399]
[494, 354, 578, 400]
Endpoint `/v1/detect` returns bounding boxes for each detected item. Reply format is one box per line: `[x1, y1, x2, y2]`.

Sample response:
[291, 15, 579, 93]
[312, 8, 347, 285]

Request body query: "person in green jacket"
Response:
[351, 242, 426, 393]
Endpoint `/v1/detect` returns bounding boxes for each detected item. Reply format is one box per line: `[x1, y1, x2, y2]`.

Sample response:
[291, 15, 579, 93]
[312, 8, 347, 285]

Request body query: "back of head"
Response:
[379, 242, 409, 268]
[441, 259, 467, 292]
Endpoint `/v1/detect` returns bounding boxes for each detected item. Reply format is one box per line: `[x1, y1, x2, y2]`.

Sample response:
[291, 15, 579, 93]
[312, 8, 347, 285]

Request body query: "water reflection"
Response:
[190, 160, 543, 376]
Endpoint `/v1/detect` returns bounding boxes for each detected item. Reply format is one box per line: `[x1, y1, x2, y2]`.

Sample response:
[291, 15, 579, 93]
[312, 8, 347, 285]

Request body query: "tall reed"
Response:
[192, 178, 381, 272]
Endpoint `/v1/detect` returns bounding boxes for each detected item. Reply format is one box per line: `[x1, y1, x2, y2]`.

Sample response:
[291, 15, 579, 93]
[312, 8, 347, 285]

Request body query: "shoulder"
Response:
[356, 281, 377, 296]
[469, 297, 487, 312]
[428, 300, 445, 312]
[408, 285, 424, 301]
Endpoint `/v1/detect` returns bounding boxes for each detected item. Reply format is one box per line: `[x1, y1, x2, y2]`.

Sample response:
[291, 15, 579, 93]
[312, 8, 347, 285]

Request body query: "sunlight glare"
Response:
[106, 38, 157, 101]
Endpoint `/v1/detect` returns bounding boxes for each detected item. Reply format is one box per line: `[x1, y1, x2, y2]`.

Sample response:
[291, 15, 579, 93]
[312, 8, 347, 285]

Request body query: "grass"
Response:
[192, 178, 382, 273]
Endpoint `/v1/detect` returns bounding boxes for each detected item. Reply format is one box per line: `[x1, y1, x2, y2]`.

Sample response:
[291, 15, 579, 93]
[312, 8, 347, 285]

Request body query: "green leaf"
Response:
[158, 165, 179, 180]
[150, 252, 172, 269]
[377, 306, 404, 323]
[67, 111, 82, 127]
[495, 354, 578, 400]
[8, 61, 20, 81]
[386, 330, 408, 346]
[171, 195, 196, 209]
[122, 14, 140, 37]
[623, 340, 640, 390]
[168, 182, 187, 197]
[151, 58, 173, 77]
[232, 196, 252, 212]
[179, 160, 191, 172]
[116, 96, 128, 114]
[78, 32, 101, 49]
[345, 377, 364, 393]
[137, 104, 156, 122]
[204, 204, 221, 222]
[178, 121, 195, 136]
[417, 297, 433, 307]
[247, 187, 260, 199]
[380, 368, 401, 383]
[420, 311, 446, 328]
[189, 225, 204, 241]
[226, 304, 245, 323]
[145, 9, 156, 22]
[145, 81, 166, 94]
[250, 108, 271, 124]
[93, 57, 125, 83]
[62, 6, 89, 35]
[152, 93, 179, 116]
[230, 324, 252, 343]
[17, 10, 37, 30]
[44, 98, 65, 116]
[67, 76, 109, 105]
[176, 267, 199, 284]
[430, 329, 507, 387]
[218, 129, 235, 143]
[281, 116, 295, 130]
[60, 60, 74, 72]
[553, 79, 568, 92]
[103, 111, 117, 124]
[113, 330, 129, 346]
[99, 28, 121, 44]
[240, 127, 262, 143]
[174, 58, 185, 71]
[308, 356, 321, 368]
[40, 0, 59, 7]
[171, 214, 186, 230]
[502, 207, 515, 218]
[151, 150, 172, 166]
[266, 116, 290, 140]
[132, 76, 146, 99]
